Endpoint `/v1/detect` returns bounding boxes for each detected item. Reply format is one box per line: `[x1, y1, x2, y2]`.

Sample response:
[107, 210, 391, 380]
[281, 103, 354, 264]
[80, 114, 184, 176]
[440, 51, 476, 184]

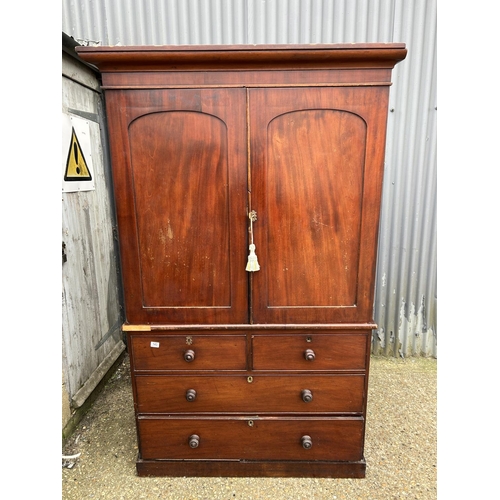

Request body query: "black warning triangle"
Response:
[64, 127, 92, 181]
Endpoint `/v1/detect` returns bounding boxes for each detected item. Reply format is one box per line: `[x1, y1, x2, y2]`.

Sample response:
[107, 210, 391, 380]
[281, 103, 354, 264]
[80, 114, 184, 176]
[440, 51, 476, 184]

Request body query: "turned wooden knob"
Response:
[301, 435, 313, 449]
[184, 349, 195, 362]
[186, 389, 197, 402]
[188, 434, 200, 448]
[304, 348, 315, 361]
[301, 389, 313, 403]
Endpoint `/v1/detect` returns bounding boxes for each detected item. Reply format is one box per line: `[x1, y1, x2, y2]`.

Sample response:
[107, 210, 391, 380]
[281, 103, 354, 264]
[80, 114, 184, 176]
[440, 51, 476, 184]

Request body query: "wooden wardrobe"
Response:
[77, 43, 407, 478]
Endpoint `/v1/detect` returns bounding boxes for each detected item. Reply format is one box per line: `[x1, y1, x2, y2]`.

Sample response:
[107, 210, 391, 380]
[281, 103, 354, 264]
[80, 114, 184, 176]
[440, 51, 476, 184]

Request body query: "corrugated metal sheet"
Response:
[374, 0, 437, 358]
[62, 0, 437, 357]
[61, 0, 415, 46]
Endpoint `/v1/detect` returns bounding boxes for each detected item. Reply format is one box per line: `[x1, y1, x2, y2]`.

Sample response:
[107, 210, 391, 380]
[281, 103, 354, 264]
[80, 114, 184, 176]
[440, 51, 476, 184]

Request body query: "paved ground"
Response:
[62, 354, 437, 499]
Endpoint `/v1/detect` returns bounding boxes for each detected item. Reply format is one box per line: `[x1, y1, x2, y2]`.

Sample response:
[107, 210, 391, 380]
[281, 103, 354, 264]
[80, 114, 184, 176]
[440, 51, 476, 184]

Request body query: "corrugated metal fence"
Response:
[62, 0, 437, 357]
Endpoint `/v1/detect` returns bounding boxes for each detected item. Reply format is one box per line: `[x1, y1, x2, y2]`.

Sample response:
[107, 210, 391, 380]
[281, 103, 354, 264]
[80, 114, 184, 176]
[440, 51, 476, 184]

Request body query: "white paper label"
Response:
[150, 341, 160, 348]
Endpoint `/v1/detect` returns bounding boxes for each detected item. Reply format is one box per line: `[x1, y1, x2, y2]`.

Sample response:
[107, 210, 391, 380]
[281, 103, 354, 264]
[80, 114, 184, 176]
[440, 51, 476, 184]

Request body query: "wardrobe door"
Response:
[106, 89, 249, 324]
[249, 87, 389, 324]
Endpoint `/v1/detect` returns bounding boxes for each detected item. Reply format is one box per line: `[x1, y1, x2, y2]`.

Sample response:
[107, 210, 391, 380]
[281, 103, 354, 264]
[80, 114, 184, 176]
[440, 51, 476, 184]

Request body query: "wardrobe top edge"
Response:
[76, 43, 406, 51]
[75, 43, 407, 72]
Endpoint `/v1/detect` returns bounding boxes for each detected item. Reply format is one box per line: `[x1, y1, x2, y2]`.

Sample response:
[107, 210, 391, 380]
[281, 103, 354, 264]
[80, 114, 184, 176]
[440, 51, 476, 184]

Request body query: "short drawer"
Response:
[130, 334, 247, 371]
[252, 333, 367, 371]
[135, 374, 365, 414]
[138, 416, 364, 461]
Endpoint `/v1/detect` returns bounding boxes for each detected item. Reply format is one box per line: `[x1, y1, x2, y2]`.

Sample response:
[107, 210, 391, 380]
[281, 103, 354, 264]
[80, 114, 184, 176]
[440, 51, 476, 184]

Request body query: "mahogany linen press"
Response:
[76, 43, 407, 477]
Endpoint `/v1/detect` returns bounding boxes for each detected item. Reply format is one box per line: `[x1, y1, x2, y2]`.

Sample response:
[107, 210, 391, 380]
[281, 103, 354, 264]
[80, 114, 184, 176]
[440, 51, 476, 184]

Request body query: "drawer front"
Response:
[138, 417, 364, 461]
[130, 335, 247, 371]
[135, 374, 365, 414]
[252, 333, 367, 371]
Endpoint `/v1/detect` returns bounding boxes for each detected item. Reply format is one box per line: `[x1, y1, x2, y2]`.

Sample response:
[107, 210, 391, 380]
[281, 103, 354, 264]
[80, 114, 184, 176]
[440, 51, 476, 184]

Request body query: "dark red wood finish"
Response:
[135, 459, 367, 478]
[251, 333, 368, 371]
[137, 417, 364, 461]
[134, 374, 365, 413]
[75, 43, 407, 73]
[250, 87, 389, 324]
[130, 334, 247, 371]
[102, 88, 249, 324]
[76, 44, 406, 478]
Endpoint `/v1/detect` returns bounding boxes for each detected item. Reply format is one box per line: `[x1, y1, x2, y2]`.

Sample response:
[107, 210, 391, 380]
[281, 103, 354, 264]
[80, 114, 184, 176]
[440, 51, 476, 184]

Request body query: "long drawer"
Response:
[138, 417, 364, 461]
[135, 374, 365, 414]
[130, 334, 247, 371]
[252, 333, 367, 371]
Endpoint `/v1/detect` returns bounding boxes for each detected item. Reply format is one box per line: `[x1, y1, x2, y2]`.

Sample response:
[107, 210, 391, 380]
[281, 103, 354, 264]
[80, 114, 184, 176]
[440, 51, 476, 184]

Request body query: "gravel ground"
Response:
[62, 354, 437, 500]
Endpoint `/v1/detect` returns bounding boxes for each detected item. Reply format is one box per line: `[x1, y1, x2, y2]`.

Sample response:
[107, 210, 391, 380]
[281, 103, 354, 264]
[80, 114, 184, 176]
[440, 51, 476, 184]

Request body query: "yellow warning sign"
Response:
[64, 127, 92, 181]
